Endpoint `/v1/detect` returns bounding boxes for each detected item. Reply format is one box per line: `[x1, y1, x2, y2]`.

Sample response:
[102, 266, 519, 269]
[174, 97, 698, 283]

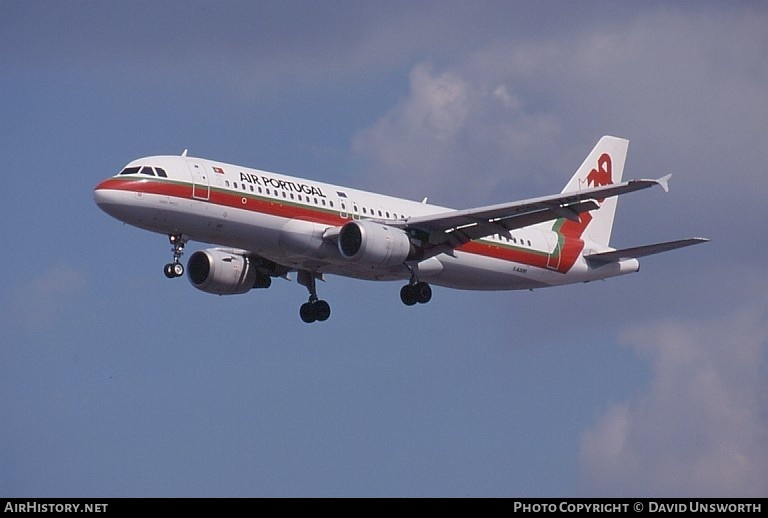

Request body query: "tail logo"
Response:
[556, 152, 613, 241]
[584, 153, 613, 201]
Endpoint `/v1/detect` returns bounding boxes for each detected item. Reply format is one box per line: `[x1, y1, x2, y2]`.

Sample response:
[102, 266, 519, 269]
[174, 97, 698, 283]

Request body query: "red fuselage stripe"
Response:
[96, 177, 583, 273]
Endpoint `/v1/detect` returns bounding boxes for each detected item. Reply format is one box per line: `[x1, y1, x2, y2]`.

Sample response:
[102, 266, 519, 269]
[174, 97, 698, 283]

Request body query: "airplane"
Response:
[93, 136, 707, 323]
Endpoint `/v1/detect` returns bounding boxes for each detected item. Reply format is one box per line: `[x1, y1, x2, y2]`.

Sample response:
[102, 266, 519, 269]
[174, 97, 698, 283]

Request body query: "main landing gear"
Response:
[163, 234, 187, 278]
[297, 270, 331, 324]
[400, 281, 432, 306]
[400, 264, 432, 306]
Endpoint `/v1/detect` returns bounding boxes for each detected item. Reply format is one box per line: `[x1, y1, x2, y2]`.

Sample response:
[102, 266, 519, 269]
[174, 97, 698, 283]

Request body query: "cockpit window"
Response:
[119, 166, 141, 175]
[119, 165, 168, 177]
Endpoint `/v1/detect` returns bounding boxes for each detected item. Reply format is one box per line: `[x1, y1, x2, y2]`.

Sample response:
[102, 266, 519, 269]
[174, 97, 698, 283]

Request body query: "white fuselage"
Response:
[94, 155, 637, 291]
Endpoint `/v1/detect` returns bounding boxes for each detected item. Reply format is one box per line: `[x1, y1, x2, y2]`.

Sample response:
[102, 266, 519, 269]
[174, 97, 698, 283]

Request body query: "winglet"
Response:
[656, 174, 672, 193]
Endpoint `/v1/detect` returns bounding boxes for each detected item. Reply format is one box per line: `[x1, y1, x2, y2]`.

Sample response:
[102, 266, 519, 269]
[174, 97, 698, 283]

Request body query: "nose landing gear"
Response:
[163, 234, 187, 278]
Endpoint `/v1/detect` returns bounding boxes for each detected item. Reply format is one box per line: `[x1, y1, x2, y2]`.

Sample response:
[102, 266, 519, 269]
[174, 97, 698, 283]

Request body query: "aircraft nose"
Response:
[93, 178, 131, 221]
[93, 179, 113, 209]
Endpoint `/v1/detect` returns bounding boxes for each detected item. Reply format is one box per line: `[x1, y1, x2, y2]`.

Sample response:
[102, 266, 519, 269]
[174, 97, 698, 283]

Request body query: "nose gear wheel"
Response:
[163, 234, 187, 278]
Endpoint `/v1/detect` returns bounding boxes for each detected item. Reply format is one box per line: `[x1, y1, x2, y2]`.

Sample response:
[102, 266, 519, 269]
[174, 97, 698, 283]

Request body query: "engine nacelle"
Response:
[338, 220, 415, 266]
[187, 249, 271, 295]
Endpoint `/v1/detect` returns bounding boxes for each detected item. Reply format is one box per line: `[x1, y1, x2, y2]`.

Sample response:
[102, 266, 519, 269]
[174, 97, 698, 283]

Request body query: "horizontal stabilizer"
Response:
[585, 237, 709, 264]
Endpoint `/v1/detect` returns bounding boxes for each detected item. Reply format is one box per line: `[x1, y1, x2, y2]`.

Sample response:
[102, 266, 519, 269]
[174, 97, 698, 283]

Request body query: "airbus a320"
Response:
[93, 136, 707, 323]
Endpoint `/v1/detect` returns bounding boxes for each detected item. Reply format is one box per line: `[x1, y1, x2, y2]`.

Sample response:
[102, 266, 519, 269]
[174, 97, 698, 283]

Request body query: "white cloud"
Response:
[352, 62, 560, 205]
[579, 308, 768, 496]
[351, 6, 768, 211]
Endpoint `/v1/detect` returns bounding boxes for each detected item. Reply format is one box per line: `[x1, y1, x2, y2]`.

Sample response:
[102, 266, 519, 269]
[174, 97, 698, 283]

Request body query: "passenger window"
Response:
[329, 201, 333, 208]
[154, 167, 168, 178]
[139, 166, 155, 176]
[225, 180, 230, 187]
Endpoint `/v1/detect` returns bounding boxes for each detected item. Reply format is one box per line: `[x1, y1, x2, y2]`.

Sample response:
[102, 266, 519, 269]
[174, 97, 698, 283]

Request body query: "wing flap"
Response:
[584, 238, 709, 264]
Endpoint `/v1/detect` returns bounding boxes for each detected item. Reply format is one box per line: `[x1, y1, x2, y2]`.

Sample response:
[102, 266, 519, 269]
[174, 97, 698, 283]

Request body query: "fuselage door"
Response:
[187, 161, 210, 201]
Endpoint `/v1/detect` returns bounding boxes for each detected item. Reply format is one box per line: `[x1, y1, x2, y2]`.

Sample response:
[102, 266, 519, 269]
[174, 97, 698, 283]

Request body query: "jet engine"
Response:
[187, 249, 271, 295]
[338, 220, 415, 266]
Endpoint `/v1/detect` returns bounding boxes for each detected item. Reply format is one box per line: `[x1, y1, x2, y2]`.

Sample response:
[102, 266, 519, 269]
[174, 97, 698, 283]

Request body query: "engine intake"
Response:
[187, 249, 271, 295]
[338, 220, 415, 266]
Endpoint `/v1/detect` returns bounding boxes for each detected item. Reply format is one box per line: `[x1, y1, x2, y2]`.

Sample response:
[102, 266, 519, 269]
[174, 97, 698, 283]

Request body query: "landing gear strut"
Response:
[164, 234, 187, 278]
[297, 270, 331, 323]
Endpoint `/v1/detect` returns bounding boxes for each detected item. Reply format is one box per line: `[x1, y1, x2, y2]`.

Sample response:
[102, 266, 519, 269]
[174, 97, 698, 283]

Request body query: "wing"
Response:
[394, 176, 671, 249]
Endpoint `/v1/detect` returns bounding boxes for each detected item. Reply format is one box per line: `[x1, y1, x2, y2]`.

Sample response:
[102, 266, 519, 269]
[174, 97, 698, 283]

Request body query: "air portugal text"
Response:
[239, 172, 326, 198]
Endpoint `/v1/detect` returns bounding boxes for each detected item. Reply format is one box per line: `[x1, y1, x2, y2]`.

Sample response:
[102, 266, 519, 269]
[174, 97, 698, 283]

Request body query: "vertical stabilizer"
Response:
[558, 136, 628, 247]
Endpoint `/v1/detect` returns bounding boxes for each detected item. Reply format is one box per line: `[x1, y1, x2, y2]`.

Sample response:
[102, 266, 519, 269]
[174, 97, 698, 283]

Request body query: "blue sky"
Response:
[1, 1, 766, 497]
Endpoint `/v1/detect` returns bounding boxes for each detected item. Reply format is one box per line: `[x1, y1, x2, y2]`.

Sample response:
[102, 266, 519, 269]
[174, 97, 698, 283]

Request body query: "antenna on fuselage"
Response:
[181, 149, 188, 157]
